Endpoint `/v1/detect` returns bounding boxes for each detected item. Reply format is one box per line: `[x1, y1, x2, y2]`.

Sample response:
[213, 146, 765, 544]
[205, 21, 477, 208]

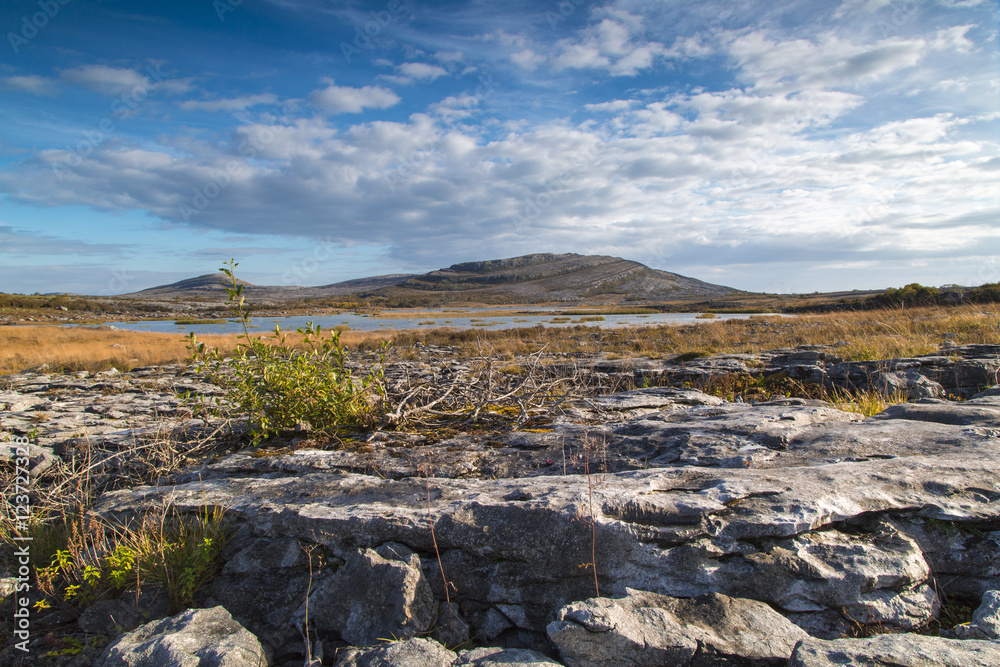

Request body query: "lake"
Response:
[97, 309, 779, 335]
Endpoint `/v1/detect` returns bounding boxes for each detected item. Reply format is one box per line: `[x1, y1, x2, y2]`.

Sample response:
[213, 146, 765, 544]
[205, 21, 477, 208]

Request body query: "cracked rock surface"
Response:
[4, 344, 1000, 664]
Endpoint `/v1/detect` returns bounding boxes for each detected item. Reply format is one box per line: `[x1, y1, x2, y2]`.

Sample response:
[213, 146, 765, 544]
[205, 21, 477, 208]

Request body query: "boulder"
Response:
[209, 537, 314, 649]
[334, 638, 456, 667]
[955, 589, 1000, 640]
[305, 547, 435, 647]
[433, 601, 471, 649]
[872, 370, 945, 399]
[95, 606, 269, 667]
[547, 590, 806, 666]
[455, 647, 563, 666]
[873, 397, 1000, 426]
[94, 393, 1000, 644]
[787, 633, 1000, 667]
[0, 441, 59, 477]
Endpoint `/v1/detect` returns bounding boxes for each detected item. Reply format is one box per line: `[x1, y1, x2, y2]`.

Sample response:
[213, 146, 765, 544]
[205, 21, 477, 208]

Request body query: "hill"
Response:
[132, 273, 256, 297]
[376, 253, 735, 304]
[123, 254, 737, 305]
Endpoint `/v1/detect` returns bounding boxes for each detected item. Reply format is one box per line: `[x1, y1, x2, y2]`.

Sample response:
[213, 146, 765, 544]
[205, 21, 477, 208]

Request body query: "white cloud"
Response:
[433, 51, 464, 63]
[308, 81, 401, 113]
[510, 49, 543, 71]
[584, 100, 634, 112]
[550, 12, 667, 76]
[4, 95, 994, 292]
[381, 62, 451, 85]
[180, 94, 280, 112]
[0, 75, 57, 96]
[59, 65, 151, 96]
[730, 32, 925, 94]
[398, 62, 449, 80]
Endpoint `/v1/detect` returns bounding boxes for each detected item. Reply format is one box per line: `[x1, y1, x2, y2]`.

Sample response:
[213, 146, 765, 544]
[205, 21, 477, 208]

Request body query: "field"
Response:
[1, 305, 997, 375]
[0, 326, 395, 375]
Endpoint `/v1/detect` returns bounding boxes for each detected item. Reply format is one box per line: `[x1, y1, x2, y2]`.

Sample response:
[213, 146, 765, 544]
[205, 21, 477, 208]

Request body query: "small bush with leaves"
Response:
[31, 504, 229, 614]
[187, 260, 389, 442]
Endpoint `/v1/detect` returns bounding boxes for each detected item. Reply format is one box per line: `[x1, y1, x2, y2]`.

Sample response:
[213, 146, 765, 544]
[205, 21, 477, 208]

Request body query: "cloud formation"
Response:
[0, 0, 996, 293]
[308, 81, 401, 113]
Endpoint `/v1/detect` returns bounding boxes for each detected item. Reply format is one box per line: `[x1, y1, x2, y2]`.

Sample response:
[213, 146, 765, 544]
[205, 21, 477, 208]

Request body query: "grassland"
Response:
[368, 305, 1000, 361]
[0, 326, 394, 374]
[0, 305, 996, 375]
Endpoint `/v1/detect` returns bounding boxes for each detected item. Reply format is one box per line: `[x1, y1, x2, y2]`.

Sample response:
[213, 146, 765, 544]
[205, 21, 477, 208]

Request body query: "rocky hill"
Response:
[382, 253, 734, 303]
[130, 273, 257, 297]
[122, 253, 736, 304]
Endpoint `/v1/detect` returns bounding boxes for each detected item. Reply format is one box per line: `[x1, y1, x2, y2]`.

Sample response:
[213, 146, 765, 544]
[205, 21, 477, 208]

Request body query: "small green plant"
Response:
[30, 504, 230, 614]
[187, 260, 389, 442]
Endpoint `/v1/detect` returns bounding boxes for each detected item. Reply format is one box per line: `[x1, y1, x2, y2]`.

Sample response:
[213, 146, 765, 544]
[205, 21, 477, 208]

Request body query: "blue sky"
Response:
[0, 0, 997, 295]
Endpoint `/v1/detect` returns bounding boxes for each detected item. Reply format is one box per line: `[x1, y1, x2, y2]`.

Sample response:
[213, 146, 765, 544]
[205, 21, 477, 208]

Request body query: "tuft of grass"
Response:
[29, 504, 230, 615]
[822, 387, 908, 417]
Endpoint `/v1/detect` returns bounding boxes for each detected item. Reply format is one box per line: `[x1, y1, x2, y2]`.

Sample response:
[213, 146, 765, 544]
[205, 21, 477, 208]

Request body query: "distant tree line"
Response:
[0, 293, 112, 311]
[865, 282, 1000, 308]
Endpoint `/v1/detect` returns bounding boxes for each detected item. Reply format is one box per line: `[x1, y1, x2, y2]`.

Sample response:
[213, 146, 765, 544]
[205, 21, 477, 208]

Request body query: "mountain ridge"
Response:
[126, 253, 738, 304]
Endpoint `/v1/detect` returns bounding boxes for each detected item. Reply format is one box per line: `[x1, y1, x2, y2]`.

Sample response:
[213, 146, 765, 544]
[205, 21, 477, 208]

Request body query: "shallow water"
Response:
[94, 309, 779, 335]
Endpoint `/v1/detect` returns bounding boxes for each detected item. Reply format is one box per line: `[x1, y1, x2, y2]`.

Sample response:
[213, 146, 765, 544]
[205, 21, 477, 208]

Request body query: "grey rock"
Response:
[92, 374, 1000, 644]
[480, 607, 515, 640]
[547, 593, 698, 667]
[223, 537, 308, 575]
[0, 392, 46, 412]
[955, 589, 1000, 639]
[548, 590, 806, 667]
[873, 370, 945, 399]
[433, 602, 471, 649]
[208, 568, 312, 649]
[0, 441, 58, 476]
[787, 633, 1000, 667]
[306, 548, 435, 647]
[455, 647, 562, 666]
[334, 638, 456, 667]
[972, 385, 1000, 399]
[873, 398, 1000, 426]
[588, 388, 725, 413]
[95, 606, 269, 667]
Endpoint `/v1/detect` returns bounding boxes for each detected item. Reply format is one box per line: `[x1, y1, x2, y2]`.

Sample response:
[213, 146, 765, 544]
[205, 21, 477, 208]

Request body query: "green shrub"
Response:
[187, 261, 388, 442]
[31, 505, 230, 615]
[868, 283, 940, 308]
[968, 282, 1000, 304]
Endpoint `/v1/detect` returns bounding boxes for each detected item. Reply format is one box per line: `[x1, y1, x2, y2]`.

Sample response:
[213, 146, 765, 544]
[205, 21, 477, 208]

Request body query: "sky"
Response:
[0, 0, 997, 295]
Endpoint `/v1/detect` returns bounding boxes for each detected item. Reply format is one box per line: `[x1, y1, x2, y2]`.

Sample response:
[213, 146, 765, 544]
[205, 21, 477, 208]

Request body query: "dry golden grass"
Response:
[2, 305, 996, 374]
[0, 326, 395, 374]
[372, 305, 1000, 361]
